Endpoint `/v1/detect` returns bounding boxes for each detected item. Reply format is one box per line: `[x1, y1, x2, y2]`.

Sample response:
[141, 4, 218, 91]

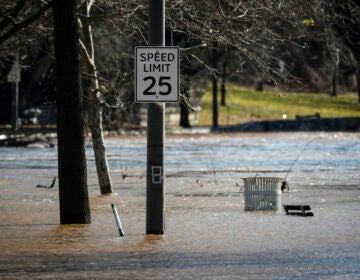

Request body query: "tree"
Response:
[0, 0, 52, 52]
[326, 0, 360, 102]
[53, 0, 91, 224]
[1, 0, 115, 195]
[79, 0, 113, 195]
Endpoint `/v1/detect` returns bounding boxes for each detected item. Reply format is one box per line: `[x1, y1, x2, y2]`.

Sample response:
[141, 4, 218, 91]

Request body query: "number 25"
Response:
[144, 76, 171, 95]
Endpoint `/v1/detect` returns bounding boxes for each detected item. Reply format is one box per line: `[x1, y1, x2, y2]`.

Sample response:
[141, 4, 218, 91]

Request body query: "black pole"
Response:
[146, 0, 165, 234]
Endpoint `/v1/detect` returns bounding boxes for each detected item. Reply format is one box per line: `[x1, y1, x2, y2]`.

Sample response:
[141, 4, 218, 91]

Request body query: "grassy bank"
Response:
[198, 85, 360, 126]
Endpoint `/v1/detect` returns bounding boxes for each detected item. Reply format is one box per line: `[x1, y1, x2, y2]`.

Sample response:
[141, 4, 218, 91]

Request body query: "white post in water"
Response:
[111, 204, 125, 237]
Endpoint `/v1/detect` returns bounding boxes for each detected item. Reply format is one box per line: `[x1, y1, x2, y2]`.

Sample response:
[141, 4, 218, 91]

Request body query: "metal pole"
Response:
[146, 0, 165, 234]
[111, 204, 125, 237]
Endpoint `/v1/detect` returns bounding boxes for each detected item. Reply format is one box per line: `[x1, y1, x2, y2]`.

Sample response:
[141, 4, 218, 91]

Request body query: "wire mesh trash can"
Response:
[242, 177, 282, 211]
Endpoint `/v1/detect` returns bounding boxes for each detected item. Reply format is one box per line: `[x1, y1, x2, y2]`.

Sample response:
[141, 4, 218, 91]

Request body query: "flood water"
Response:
[0, 132, 359, 279]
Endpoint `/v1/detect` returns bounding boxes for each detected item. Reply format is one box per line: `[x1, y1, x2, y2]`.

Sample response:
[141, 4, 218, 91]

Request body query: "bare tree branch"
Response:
[0, 0, 27, 32]
[0, 1, 52, 46]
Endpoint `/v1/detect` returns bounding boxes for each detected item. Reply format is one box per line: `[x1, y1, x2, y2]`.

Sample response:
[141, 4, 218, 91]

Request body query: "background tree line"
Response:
[1, 1, 359, 125]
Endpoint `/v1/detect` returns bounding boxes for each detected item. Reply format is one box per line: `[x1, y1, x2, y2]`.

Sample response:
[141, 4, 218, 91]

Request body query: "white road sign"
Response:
[135, 46, 179, 103]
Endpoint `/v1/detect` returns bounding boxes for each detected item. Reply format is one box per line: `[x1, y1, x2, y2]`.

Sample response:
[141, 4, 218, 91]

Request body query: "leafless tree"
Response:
[53, 0, 91, 224]
[322, 1, 360, 101]
[78, 0, 114, 195]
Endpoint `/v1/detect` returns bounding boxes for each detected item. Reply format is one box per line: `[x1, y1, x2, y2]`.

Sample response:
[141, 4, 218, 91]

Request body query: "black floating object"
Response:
[283, 204, 314, 217]
[36, 176, 57, 188]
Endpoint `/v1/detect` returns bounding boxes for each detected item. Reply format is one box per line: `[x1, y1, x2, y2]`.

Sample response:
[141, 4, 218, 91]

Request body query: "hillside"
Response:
[198, 86, 360, 126]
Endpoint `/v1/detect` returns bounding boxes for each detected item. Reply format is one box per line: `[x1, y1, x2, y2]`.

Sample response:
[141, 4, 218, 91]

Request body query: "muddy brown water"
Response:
[0, 132, 359, 279]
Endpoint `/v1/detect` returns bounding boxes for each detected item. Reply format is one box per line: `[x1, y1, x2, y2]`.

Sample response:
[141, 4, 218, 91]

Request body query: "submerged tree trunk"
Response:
[53, 0, 91, 224]
[80, 0, 113, 195]
[88, 103, 112, 194]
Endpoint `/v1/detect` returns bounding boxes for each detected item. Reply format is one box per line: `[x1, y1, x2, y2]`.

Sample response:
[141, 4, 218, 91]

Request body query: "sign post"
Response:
[135, 0, 180, 235]
[7, 53, 21, 131]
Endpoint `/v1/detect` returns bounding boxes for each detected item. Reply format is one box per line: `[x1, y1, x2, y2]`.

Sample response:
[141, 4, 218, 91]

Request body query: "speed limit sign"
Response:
[135, 46, 179, 103]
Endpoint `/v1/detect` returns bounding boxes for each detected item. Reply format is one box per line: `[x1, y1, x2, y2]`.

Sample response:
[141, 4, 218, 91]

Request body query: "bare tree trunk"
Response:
[331, 49, 339, 97]
[356, 70, 360, 104]
[180, 77, 191, 128]
[212, 75, 218, 128]
[212, 49, 218, 129]
[331, 64, 338, 96]
[80, 0, 113, 195]
[88, 103, 112, 194]
[53, 0, 91, 224]
[180, 102, 191, 128]
[220, 62, 226, 106]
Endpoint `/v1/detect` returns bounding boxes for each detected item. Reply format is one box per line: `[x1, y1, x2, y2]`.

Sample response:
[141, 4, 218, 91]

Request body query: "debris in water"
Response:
[283, 204, 314, 216]
[36, 176, 57, 188]
[283, 136, 318, 189]
[281, 181, 290, 193]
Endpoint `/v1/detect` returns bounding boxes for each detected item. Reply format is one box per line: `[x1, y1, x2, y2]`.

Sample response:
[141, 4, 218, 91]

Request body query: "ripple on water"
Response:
[0, 132, 359, 279]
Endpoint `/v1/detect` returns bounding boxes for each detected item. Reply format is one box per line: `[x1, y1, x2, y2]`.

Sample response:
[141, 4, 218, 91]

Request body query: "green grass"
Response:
[198, 85, 360, 126]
